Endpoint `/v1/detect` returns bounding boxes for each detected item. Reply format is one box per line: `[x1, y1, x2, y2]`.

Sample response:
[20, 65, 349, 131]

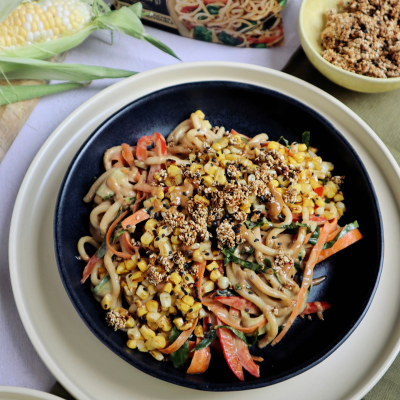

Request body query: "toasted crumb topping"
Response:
[105, 311, 127, 331]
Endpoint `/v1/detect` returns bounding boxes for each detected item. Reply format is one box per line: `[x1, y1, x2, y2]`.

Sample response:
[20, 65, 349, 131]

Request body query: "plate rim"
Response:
[53, 79, 384, 391]
[0, 386, 60, 400]
[9, 61, 400, 400]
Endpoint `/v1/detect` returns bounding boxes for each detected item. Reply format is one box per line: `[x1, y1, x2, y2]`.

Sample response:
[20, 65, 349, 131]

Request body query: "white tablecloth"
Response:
[0, 0, 300, 391]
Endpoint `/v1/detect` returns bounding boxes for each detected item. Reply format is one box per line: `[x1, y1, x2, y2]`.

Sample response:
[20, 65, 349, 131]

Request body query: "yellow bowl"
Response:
[298, 0, 400, 93]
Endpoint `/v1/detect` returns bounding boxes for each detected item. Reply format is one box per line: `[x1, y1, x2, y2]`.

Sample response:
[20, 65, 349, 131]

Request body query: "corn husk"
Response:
[0, 1, 178, 60]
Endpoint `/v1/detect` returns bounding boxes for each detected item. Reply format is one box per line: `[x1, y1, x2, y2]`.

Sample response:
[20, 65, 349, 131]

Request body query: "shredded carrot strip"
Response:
[160, 319, 198, 354]
[121, 143, 135, 167]
[106, 211, 132, 259]
[272, 221, 333, 346]
[318, 229, 363, 262]
[187, 337, 211, 374]
[121, 208, 150, 230]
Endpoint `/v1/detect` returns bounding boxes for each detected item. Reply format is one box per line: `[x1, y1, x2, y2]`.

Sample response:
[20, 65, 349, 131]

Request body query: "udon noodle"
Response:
[77, 110, 362, 378]
[174, 0, 284, 47]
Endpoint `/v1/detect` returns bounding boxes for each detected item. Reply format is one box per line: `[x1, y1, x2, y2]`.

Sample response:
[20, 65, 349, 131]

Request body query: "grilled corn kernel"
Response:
[137, 305, 148, 317]
[277, 175, 290, 187]
[150, 350, 164, 361]
[159, 292, 172, 309]
[170, 235, 181, 245]
[202, 281, 215, 296]
[126, 339, 138, 349]
[291, 204, 303, 214]
[174, 317, 184, 328]
[200, 175, 213, 188]
[169, 305, 177, 315]
[180, 321, 194, 331]
[217, 137, 229, 148]
[240, 200, 251, 213]
[141, 231, 154, 246]
[190, 163, 204, 175]
[215, 150, 225, 162]
[145, 338, 156, 351]
[303, 198, 314, 208]
[116, 262, 128, 275]
[324, 211, 335, 220]
[210, 269, 222, 282]
[298, 143, 307, 152]
[195, 110, 205, 119]
[324, 181, 338, 198]
[334, 192, 344, 202]
[212, 142, 222, 151]
[191, 302, 203, 312]
[170, 272, 182, 285]
[147, 284, 157, 295]
[151, 335, 167, 349]
[163, 282, 173, 293]
[146, 300, 159, 312]
[293, 152, 306, 163]
[271, 179, 279, 187]
[206, 261, 219, 272]
[173, 285, 184, 298]
[184, 274, 195, 284]
[137, 340, 148, 352]
[167, 164, 181, 177]
[182, 295, 195, 306]
[101, 294, 111, 310]
[137, 260, 148, 272]
[136, 285, 149, 300]
[177, 301, 191, 312]
[267, 141, 279, 150]
[186, 311, 199, 319]
[194, 194, 210, 206]
[225, 154, 240, 161]
[175, 174, 183, 185]
[157, 315, 173, 331]
[144, 219, 157, 232]
[314, 197, 325, 207]
[131, 271, 143, 281]
[218, 276, 230, 289]
[128, 327, 141, 340]
[147, 311, 162, 323]
[140, 325, 156, 340]
[194, 325, 204, 338]
[192, 249, 205, 263]
[337, 208, 344, 218]
[125, 316, 135, 328]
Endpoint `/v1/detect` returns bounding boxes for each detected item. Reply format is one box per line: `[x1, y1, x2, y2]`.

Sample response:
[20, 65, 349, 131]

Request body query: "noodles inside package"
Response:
[113, 0, 285, 48]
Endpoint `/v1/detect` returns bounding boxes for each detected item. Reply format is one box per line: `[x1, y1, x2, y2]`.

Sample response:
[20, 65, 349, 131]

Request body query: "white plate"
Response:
[9, 62, 400, 400]
[0, 387, 59, 400]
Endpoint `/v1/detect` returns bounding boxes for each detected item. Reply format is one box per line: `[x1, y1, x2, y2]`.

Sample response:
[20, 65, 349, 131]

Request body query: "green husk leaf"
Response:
[0, 0, 23, 24]
[0, 81, 86, 106]
[0, 56, 137, 80]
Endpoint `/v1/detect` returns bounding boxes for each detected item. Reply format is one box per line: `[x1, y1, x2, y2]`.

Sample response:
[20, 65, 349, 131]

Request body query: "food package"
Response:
[113, 0, 285, 48]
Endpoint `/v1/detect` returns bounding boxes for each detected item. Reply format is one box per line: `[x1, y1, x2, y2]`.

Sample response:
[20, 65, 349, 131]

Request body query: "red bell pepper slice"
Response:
[136, 136, 152, 162]
[216, 317, 244, 381]
[181, 5, 198, 12]
[234, 335, 260, 378]
[247, 27, 283, 44]
[292, 214, 327, 223]
[214, 296, 260, 315]
[301, 301, 332, 315]
[152, 132, 167, 157]
[314, 186, 324, 197]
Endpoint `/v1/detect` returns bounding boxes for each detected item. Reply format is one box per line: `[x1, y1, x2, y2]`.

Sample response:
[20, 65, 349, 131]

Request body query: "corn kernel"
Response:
[334, 193, 344, 202]
[173, 285, 184, 298]
[324, 181, 338, 198]
[183, 274, 195, 284]
[195, 110, 205, 119]
[136, 260, 148, 272]
[146, 300, 159, 312]
[194, 325, 204, 338]
[167, 165, 182, 177]
[277, 175, 290, 187]
[128, 327, 141, 340]
[215, 150, 225, 162]
[160, 292, 172, 309]
[267, 141, 279, 150]
[137, 305, 148, 317]
[151, 335, 167, 349]
[140, 325, 156, 340]
[163, 282, 173, 293]
[191, 302, 203, 312]
[217, 137, 230, 148]
[116, 262, 128, 275]
[141, 231, 154, 246]
[147, 284, 157, 295]
[186, 311, 199, 319]
[293, 152, 306, 163]
[180, 321, 194, 331]
[144, 219, 157, 232]
[170, 235, 181, 245]
[291, 204, 303, 214]
[177, 301, 191, 312]
[182, 295, 195, 306]
[210, 269, 222, 282]
[131, 271, 143, 281]
[170, 272, 182, 285]
[175, 174, 183, 185]
[298, 143, 307, 152]
[127, 339, 137, 349]
[136, 285, 149, 300]
[174, 317, 184, 328]
[314, 197, 325, 208]
[145, 338, 156, 351]
[137, 340, 148, 352]
[192, 249, 205, 263]
[194, 194, 210, 206]
[146, 311, 161, 323]
[225, 154, 240, 161]
[206, 261, 219, 272]
[101, 294, 111, 310]
[212, 142, 222, 151]
[157, 315, 173, 331]
[271, 179, 279, 187]
[202, 280, 215, 294]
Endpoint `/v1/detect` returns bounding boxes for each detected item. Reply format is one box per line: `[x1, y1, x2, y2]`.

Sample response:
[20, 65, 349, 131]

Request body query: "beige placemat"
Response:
[49, 49, 400, 399]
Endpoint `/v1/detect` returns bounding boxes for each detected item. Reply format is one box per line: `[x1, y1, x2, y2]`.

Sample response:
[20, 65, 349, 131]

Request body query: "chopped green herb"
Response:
[222, 247, 265, 272]
[192, 330, 217, 352]
[206, 5, 221, 14]
[308, 226, 320, 246]
[96, 236, 108, 258]
[240, 247, 255, 255]
[302, 131, 310, 150]
[215, 289, 236, 297]
[170, 326, 190, 368]
[103, 194, 113, 200]
[278, 136, 291, 149]
[245, 217, 310, 231]
[218, 31, 243, 46]
[234, 283, 242, 290]
[323, 221, 359, 249]
[194, 26, 212, 42]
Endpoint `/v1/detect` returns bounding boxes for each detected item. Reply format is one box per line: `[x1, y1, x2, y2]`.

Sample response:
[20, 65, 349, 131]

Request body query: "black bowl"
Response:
[54, 81, 383, 391]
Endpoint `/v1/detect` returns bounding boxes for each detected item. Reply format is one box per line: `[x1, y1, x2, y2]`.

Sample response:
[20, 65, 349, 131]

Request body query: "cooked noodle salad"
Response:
[78, 110, 362, 380]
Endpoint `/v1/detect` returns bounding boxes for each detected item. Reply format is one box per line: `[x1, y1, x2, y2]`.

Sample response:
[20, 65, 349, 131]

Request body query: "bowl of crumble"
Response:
[299, 0, 400, 93]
